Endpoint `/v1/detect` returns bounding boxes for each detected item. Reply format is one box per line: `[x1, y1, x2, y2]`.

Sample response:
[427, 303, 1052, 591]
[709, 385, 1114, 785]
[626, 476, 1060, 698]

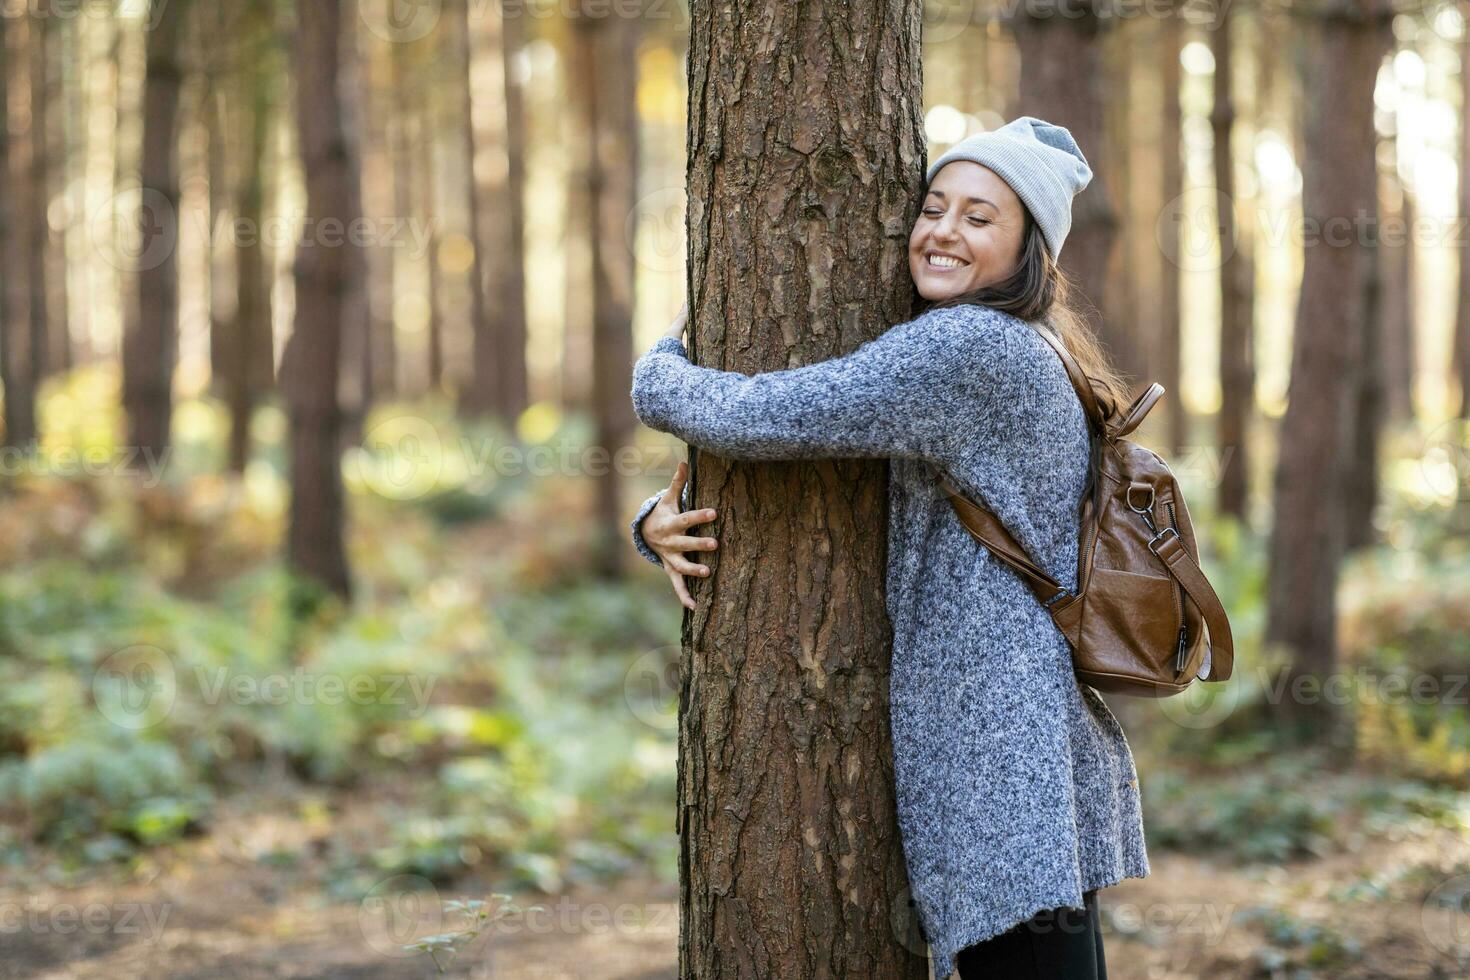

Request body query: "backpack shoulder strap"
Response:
[938, 477, 1072, 609]
[1030, 324, 1104, 434]
[1149, 530, 1236, 681]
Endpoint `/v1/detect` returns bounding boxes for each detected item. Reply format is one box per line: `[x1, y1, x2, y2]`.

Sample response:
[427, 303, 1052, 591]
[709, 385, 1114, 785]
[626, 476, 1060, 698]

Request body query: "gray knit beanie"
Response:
[924, 116, 1092, 261]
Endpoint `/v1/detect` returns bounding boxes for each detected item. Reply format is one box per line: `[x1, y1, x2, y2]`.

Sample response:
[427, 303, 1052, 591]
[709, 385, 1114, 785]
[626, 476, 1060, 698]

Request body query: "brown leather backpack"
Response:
[938, 324, 1235, 698]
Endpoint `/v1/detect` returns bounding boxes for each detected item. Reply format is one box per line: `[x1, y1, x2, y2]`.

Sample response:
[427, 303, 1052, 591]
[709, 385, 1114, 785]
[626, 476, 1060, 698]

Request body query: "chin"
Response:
[914, 276, 968, 303]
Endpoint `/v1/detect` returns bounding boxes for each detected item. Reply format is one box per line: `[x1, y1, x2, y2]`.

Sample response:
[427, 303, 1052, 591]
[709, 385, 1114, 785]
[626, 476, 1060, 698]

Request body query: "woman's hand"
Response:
[641, 459, 718, 610]
[662, 301, 688, 344]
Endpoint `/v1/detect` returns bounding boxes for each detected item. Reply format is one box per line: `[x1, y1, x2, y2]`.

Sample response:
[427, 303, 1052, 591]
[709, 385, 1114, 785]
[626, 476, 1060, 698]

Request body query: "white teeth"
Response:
[928, 254, 966, 269]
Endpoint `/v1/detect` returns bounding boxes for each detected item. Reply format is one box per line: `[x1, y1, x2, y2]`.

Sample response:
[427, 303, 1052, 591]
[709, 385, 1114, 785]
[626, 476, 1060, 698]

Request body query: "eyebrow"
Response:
[926, 190, 998, 210]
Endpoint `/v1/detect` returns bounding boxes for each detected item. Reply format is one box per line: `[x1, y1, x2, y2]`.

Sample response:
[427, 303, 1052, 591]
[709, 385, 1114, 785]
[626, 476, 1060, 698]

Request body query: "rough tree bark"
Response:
[678, 0, 930, 975]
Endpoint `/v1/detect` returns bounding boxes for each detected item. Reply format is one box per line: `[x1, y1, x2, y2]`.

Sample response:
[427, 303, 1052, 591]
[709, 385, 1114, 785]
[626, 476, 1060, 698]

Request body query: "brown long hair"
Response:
[917, 199, 1132, 518]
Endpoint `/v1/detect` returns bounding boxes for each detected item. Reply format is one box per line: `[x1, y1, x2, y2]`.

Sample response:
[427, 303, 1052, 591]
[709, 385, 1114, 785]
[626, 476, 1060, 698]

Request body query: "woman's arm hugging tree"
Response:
[630, 304, 1021, 464]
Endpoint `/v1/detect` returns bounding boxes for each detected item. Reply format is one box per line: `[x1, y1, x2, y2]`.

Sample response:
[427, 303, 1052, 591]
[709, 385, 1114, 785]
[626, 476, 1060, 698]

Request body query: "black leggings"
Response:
[955, 889, 1106, 980]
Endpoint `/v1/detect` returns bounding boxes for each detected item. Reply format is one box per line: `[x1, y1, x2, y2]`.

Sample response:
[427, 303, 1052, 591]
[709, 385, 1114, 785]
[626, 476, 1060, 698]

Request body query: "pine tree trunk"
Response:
[583, 12, 638, 579]
[456, 0, 494, 417]
[0, 12, 34, 449]
[358, 8, 396, 403]
[1266, 0, 1388, 742]
[1160, 12, 1185, 457]
[1011, 2, 1128, 381]
[1379, 162, 1412, 423]
[1214, 2, 1253, 522]
[41, 14, 69, 377]
[561, 23, 594, 413]
[283, 0, 355, 600]
[337, 4, 371, 449]
[26, 14, 50, 388]
[229, 7, 275, 475]
[678, 0, 929, 975]
[1344, 181, 1384, 553]
[1102, 23, 1136, 387]
[123, 0, 189, 459]
[1457, 24, 1470, 418]
[496, 0, 529, 418]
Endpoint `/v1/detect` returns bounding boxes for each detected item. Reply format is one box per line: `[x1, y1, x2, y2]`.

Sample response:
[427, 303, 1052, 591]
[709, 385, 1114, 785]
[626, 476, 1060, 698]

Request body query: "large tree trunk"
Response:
[1011, 2, 1130, 381]
[0, 11, 35, 449]
[1266, 0, 1388, 742]
[495, 0, 529, 418]
[123, 0, 189, 460]
[283, 0, 355, 600]
[582, 12, 638, 579]
[679, 0, 929, 975]
[1214, 1, 1254, 522]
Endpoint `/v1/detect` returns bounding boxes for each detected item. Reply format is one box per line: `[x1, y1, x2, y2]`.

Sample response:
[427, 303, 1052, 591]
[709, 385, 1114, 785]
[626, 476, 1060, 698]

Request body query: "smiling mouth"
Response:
[924, 251, 970, 271]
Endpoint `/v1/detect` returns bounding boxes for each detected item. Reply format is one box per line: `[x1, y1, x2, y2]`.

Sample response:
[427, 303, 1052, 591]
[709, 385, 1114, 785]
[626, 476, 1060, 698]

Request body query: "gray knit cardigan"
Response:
[628, 302, 1149, 979]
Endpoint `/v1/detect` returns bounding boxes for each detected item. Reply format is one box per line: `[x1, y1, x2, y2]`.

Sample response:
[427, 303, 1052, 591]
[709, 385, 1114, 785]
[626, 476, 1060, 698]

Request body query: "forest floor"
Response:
[2, 777, 1467, 980]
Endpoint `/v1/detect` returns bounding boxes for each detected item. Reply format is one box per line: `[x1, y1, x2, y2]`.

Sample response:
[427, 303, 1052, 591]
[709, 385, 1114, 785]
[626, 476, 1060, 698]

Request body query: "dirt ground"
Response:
[2, 784, 1468, 980]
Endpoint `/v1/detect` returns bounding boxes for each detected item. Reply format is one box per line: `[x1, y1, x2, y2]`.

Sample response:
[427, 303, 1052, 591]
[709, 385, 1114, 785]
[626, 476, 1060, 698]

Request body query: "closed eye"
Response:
[922, 208, 990, 225]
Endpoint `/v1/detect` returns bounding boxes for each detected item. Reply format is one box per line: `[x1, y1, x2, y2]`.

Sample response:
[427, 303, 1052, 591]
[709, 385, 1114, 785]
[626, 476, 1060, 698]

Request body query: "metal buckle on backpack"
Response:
[1044, 588, 1073, 609]
[1147, 526, 1179, 555]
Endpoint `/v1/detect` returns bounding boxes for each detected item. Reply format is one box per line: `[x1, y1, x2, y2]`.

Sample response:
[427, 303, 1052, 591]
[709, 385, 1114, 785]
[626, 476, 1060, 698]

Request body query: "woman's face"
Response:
[908, 161, 1026, 302]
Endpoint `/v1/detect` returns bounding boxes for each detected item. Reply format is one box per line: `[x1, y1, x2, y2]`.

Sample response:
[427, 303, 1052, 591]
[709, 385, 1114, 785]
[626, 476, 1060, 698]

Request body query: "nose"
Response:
[931, 208, 961, 243]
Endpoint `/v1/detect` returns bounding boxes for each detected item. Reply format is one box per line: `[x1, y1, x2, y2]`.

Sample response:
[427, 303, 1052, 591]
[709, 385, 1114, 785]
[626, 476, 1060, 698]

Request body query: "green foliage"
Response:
[1142, 761, 1340, 863]
[1238, 904, 1364, 975]
[0, 733, 209, 850]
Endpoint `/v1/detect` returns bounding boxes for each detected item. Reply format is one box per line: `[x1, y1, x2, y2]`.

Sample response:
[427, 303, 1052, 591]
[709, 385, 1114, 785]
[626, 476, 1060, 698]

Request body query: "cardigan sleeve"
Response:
[630, 481, 691, 568]
[629, 306, 997, 463]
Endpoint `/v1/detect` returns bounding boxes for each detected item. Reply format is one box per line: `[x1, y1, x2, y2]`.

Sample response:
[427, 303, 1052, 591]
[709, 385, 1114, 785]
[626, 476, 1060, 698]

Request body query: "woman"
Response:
[627, 116, 1145, 980]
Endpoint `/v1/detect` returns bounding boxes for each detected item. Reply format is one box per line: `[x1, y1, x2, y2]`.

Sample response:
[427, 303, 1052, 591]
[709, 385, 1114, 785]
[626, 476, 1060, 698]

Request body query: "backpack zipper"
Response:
[1165, 500, 1188, 673]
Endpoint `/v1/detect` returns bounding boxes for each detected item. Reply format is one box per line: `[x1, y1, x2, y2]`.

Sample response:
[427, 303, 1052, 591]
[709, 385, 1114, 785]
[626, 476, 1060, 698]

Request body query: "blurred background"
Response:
[0, 0, 1468, 976]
